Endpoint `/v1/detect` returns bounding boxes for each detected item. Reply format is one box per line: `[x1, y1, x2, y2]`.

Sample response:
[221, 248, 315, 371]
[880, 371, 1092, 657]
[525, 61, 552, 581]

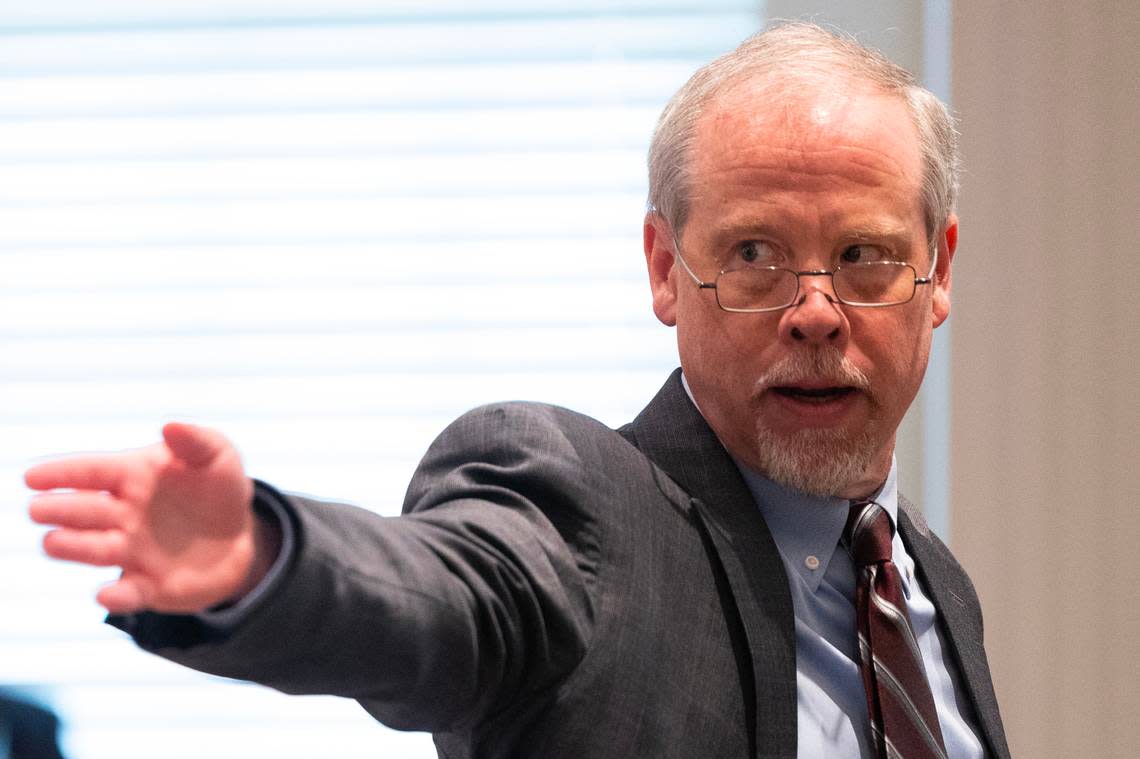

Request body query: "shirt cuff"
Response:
[195, 480, 297, 629]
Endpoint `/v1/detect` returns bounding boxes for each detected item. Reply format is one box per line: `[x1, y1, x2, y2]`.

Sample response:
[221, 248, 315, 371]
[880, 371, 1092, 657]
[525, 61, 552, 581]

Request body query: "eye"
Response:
[737, 240, 774, 265]
[839, 244, 888, 265]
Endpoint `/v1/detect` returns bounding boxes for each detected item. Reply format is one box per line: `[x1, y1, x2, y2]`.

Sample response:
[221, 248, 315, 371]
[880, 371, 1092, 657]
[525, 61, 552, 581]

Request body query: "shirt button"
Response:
[804, 555, 821, 571]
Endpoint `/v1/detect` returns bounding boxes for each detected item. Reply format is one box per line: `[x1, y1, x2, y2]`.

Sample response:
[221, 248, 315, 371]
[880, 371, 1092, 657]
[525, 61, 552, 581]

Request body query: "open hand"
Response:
[26, 422, 258, 615]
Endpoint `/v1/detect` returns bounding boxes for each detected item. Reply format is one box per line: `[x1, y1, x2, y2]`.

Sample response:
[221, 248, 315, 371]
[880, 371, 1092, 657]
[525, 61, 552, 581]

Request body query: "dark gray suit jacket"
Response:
[119, 370, 1009, 758]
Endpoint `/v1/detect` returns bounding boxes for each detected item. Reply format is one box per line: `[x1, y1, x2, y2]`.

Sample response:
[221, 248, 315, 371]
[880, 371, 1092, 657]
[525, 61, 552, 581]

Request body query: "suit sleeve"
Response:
[115, 403, 601, 733]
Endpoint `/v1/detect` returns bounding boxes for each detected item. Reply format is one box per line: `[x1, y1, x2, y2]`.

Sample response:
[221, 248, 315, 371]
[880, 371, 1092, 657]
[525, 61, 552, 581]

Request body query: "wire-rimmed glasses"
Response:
[672, 244, 938, 313]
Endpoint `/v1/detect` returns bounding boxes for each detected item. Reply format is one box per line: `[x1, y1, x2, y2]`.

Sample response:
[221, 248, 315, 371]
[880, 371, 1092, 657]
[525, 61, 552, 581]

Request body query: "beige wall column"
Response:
[951, 3, 1140, 758]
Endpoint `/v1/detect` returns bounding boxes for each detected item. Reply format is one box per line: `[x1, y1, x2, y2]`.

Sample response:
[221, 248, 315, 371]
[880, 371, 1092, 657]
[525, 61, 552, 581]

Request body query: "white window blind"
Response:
[0, 3, 762, 757]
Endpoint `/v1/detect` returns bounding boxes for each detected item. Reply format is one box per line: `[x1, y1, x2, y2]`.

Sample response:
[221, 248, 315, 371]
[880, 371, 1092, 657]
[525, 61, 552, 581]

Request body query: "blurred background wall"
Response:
[950, 2, 1140, 758]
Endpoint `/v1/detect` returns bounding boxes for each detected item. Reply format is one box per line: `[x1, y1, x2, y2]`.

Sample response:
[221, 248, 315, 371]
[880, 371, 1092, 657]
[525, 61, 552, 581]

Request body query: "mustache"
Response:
[754, 349, 870, 391]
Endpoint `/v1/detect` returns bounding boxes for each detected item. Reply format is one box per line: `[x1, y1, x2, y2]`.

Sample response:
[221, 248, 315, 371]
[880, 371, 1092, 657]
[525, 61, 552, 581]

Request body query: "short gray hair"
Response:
[647, 21, 959, 248]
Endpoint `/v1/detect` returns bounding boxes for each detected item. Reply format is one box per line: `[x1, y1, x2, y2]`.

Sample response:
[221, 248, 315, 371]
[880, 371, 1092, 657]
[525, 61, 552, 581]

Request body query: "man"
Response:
[26, 22, 1009, 759]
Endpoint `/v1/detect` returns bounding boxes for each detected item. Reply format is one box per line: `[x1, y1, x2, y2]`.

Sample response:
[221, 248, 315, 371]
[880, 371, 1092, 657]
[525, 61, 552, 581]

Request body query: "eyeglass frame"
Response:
[671, 239, 939, 313]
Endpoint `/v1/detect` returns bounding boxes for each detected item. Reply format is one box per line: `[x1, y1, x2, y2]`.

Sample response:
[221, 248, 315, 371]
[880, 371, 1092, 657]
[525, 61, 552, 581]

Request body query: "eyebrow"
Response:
[842, 223, 913, 242]
[707, 220, 787, 245]
[709, 219, 914, 245]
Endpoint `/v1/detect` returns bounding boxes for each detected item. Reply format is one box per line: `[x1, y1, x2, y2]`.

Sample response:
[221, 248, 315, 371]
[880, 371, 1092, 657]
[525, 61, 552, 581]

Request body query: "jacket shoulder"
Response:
[404, 401, 683, 517]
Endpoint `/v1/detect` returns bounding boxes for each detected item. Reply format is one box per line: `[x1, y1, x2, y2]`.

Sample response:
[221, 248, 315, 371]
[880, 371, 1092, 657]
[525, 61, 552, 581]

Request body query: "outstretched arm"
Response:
[25, 405, 600, 734]
[26, 422, 280, 615]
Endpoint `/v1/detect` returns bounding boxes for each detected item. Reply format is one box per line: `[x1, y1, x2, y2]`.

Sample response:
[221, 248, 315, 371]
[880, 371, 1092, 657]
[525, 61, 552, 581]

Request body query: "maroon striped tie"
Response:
[846, 500, 948, 759]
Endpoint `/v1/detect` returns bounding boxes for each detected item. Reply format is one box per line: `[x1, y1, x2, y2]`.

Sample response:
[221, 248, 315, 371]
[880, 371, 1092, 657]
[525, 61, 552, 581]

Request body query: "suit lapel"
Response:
[897, 499, 1011, 759]
[623, 372, 1009, 759]
[622, 369, 797, 759]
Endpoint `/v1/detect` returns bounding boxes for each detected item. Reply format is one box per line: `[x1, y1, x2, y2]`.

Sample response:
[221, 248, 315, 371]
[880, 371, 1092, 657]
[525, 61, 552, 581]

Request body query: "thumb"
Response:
[162, 422, 229, 468]
[97, 574, 150, 616]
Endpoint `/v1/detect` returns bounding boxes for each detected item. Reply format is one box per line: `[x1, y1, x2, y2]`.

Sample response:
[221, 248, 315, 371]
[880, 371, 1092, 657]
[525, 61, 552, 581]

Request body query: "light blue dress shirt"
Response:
[736, 461, 987, 758]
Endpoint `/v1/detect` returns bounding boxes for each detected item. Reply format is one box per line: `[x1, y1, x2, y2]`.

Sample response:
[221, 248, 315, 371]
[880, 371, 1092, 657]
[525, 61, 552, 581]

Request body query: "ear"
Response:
[644, 212, 679, 326]
[932, 213, 957, 328]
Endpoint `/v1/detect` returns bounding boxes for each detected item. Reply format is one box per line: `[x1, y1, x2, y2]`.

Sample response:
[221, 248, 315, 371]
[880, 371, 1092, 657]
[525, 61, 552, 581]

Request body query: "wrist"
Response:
[239, 511, 283, 600]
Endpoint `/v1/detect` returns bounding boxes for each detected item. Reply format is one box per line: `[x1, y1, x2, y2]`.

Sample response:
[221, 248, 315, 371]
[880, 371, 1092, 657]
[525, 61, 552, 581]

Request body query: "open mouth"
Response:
[771, 386, 858, 403]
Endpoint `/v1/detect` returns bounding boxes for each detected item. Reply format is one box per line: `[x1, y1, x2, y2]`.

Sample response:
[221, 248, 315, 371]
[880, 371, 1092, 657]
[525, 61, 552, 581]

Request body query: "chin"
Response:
[752, 423, 878, 498]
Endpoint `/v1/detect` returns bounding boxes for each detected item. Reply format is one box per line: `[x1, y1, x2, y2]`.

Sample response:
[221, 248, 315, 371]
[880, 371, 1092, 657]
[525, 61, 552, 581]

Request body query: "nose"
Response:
[778, 275, 848, 345]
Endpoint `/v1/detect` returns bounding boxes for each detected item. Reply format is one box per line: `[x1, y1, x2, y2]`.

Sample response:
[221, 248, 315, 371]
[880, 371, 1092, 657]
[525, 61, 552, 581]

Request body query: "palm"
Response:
[26, 423, 255, 614]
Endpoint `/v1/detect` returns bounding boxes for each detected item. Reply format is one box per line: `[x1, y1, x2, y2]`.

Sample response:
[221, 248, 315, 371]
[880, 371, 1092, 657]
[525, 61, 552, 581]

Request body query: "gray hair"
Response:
[647, 21, 960, 249]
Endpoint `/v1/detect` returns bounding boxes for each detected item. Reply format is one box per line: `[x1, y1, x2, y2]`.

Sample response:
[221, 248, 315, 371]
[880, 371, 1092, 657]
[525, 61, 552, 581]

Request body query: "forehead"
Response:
[690, 77, 924, 209]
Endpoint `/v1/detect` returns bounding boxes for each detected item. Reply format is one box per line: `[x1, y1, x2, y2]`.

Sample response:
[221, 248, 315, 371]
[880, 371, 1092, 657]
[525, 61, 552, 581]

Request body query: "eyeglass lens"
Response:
[716, 263, 917, 311]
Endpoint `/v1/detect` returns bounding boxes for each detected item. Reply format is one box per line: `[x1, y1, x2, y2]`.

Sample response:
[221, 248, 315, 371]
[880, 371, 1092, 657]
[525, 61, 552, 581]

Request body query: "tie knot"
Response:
[845, 499, 894, 566]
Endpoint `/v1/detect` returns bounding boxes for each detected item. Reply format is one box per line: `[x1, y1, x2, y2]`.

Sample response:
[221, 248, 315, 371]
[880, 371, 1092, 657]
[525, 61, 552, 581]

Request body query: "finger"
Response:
[29, 492, 125, 530]
[25, 457, 128, 494]
[163, 422, 230, 468]
[42, 528, 127, 568]
[96, 576, 150, 616]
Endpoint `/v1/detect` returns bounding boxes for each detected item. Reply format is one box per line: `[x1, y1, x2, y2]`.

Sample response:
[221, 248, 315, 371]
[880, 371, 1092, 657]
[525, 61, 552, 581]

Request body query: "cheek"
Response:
[679, 315, 787, 425]
[677, 313, 723, 374]
[861, 317, 932, 402]
[679, 304, 760, 366]
[849, 301, 919, 358]
[677, 304, 752, 382]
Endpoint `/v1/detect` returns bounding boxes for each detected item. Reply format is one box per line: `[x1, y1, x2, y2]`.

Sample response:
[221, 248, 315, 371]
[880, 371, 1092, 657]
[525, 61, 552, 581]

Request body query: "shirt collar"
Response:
[680, 371, 900, 593]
